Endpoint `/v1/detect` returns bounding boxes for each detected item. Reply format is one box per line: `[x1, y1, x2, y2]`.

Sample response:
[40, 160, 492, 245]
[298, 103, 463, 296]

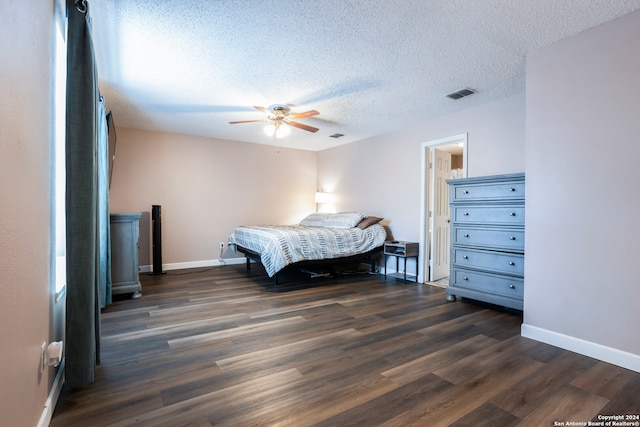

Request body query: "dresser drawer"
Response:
[452, 205, 524, 225]
[454, 227, 524, 251]
[452, 268, 524, 299]
[453, 248, 524, 276]
[453, 181, 524, 201]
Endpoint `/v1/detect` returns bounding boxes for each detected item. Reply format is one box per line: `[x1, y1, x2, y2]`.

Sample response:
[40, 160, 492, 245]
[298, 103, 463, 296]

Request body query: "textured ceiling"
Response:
[90, 0, 640, 151]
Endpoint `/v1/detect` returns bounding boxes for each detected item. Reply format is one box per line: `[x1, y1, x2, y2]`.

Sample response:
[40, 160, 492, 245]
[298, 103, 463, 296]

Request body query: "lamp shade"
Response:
[315, 191, 331, 204]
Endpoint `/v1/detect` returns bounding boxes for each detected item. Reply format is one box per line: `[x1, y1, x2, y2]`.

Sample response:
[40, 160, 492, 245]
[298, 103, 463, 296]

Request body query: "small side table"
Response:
[110, 213, 142, 299]
[383, 241, 419, 283]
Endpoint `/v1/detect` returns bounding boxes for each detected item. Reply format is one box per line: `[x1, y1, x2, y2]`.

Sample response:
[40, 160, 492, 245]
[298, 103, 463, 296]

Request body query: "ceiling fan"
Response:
[229, 105, 319, 138]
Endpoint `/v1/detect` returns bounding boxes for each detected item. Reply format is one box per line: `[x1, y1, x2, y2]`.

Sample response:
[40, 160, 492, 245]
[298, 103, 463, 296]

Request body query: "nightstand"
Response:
[110, 213, 142, 299]
[383, 241, 419, 282]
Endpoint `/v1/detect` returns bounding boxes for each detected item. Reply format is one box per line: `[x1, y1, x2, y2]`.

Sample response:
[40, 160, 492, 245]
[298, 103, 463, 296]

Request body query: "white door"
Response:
[429, 148, 451, 281]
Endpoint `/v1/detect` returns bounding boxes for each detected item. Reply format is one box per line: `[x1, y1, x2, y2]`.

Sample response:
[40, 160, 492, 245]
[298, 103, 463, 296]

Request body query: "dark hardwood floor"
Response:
[51, 264, 640, 426]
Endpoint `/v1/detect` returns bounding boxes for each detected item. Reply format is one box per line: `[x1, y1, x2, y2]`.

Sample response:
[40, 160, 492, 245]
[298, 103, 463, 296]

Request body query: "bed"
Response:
[228, 212, 387, 285]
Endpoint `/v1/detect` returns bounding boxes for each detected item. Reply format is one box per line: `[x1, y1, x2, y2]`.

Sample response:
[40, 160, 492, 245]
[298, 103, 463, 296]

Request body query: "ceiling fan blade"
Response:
[228, 119, 265, 124]
[253, 106, 268, 114]
[289, 121, 319, 133]
[289, 110, 319, 119]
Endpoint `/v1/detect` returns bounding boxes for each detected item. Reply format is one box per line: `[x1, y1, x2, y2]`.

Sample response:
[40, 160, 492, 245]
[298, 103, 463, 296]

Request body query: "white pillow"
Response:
[299, 213, 332, 227]
[321, 212, 367, 229]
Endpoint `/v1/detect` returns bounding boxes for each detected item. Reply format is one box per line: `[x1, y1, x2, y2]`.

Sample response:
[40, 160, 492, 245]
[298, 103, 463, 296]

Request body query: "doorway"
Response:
[419, 134, 467, 284]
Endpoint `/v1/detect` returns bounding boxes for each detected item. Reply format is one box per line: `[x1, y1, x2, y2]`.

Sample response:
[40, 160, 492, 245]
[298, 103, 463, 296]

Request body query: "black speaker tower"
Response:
[150, 205, 165, 275]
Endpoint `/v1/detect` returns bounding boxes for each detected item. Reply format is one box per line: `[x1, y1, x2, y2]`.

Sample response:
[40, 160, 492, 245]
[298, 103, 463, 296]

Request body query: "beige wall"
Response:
[524, 10, 640, 367]
[108, 128, 318, 268]
[316, 93, 526, 244]
[109, 95, 526, 276]
[0, 0, 64, 425]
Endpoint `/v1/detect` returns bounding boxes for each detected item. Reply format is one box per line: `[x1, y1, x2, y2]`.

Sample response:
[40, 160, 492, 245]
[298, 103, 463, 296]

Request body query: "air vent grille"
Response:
[446, 87, 477, 100]
[329, 133, 344, 138]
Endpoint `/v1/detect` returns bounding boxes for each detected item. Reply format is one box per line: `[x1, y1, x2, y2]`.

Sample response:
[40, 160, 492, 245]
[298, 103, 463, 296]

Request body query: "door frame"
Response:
[419, 133, 468, 283]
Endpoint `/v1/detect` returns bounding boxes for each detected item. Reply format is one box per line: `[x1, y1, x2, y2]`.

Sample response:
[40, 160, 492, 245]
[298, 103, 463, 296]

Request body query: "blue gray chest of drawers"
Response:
[446, 173, 525, 310]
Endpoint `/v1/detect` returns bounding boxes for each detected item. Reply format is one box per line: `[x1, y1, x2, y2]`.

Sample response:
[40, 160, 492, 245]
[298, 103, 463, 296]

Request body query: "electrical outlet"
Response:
[219, 242, 224, 249]
[40, 341, 47, 373]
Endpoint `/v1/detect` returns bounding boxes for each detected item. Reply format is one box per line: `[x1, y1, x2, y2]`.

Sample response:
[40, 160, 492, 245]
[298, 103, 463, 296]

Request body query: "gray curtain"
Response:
[98, 98, 112, 309]
[65, 0, 110, 387]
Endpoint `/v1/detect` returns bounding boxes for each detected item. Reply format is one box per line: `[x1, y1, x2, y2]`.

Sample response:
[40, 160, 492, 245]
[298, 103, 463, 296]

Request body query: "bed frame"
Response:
[235, 245, 384, 286]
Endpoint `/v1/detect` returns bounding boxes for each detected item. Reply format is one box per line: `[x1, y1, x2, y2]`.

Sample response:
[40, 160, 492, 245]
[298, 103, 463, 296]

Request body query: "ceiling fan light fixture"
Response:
[264, 122, 291, 138]
[264, 123, 277, 137]
[275, 123, 291, 138]
[231, 105, 319, 137]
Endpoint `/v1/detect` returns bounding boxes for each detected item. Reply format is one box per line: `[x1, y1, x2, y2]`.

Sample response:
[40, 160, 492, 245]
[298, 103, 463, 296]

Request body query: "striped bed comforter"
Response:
[228, 223, 387, 277]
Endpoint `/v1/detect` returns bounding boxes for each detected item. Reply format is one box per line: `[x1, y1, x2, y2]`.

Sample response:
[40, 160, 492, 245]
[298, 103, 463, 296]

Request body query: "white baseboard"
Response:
[521, 324, 640, 373]
[139, 257, 246, 273]
[37, 359, 65, 427]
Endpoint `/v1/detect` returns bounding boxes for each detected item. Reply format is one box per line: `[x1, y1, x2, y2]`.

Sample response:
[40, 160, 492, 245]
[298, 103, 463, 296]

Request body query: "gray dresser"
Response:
[446, 173, 525, 310]
[110, 213, 142, 299]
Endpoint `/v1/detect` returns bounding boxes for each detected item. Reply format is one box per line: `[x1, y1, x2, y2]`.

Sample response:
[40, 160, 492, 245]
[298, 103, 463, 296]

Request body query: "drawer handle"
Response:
[463, 190, 469, 194]
[463, 212, 469, 216]
[509, 212, 516, 216]
[463, 255, 469, 259]
[510, 188, 516, 192]
[510, 236, 517, 240]
[509, 261, 515, 266]
[464, 234, 470, 238]
[463, 276, 469, 281]
[509, 284, 516, 289]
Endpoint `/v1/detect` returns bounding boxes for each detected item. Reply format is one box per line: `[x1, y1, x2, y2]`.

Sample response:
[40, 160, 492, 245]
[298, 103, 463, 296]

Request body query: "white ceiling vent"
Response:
[329, 133, 345, 138]
[446, 87, 477, 100]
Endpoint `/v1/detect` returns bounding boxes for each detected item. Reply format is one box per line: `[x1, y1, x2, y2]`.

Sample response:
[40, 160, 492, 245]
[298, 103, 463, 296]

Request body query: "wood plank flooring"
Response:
[51, 265, 640, 426]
